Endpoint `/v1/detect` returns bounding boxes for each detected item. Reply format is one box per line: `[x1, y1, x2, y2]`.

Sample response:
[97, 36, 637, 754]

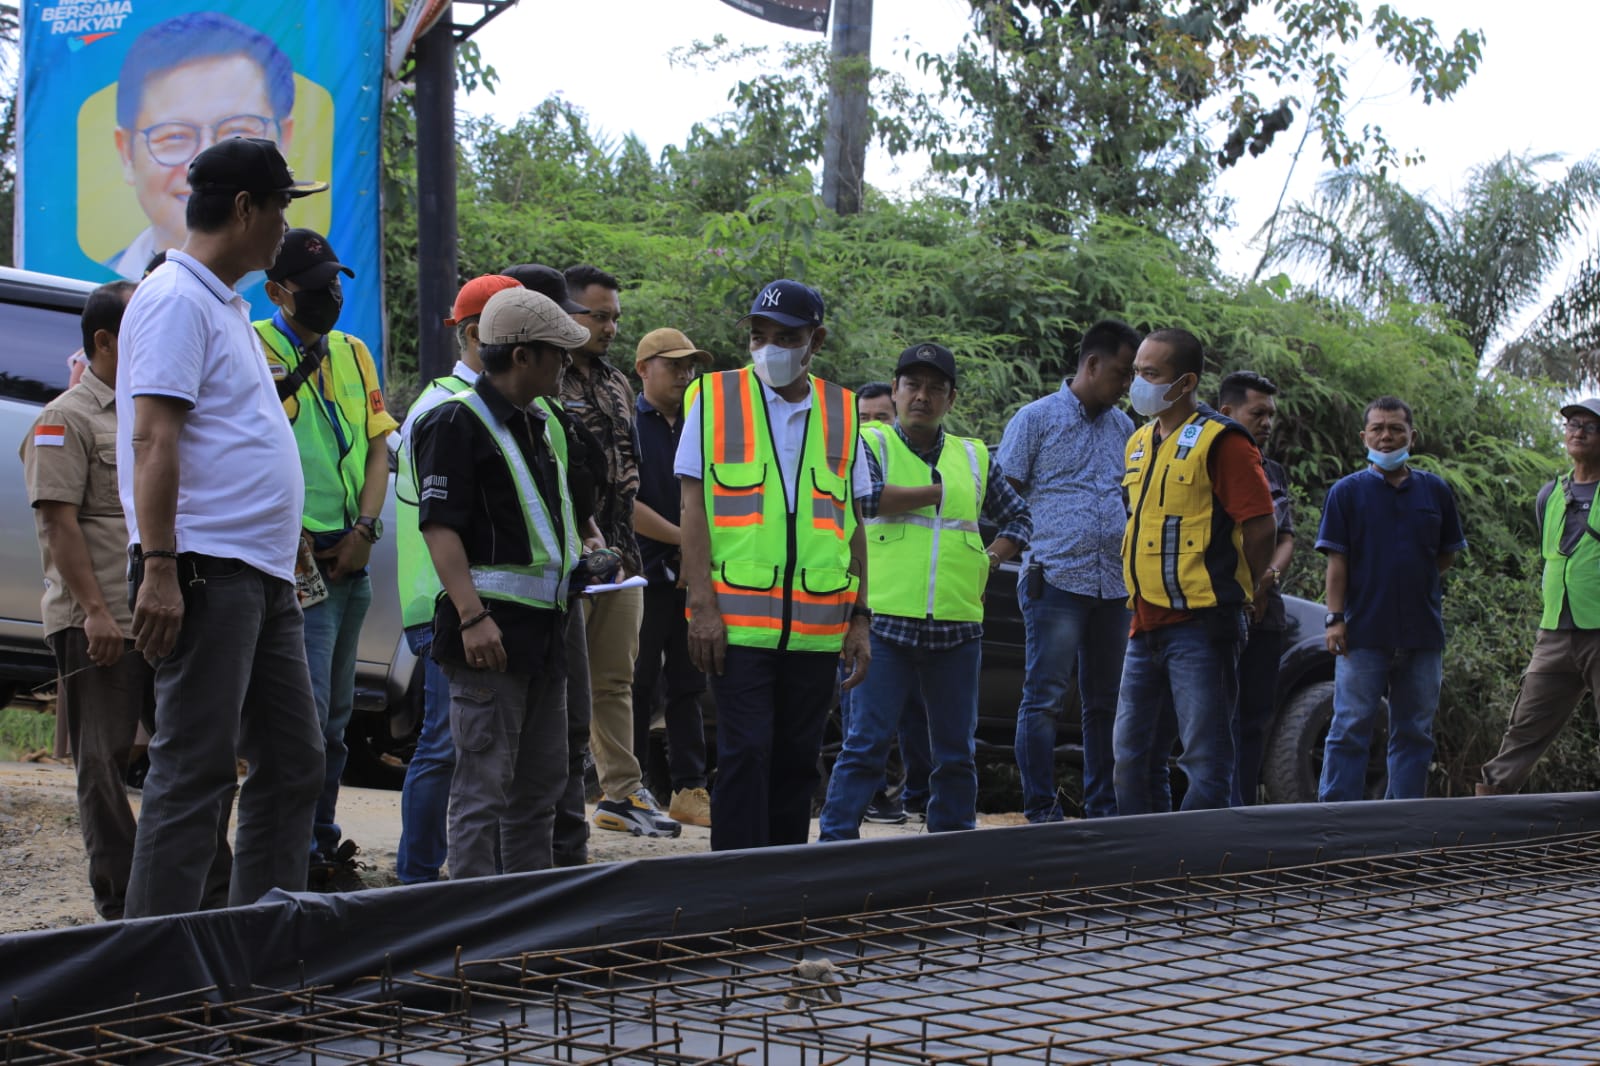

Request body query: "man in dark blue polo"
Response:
[630, 327, 714, 828]
[1317, 396, 1466, 801]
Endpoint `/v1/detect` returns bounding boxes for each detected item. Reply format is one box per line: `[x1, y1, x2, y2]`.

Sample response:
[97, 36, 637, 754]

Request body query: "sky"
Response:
[461, 0, 1600, 310]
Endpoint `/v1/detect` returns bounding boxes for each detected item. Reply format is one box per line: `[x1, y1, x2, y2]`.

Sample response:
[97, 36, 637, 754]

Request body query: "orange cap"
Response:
[444, 274, 521, 326]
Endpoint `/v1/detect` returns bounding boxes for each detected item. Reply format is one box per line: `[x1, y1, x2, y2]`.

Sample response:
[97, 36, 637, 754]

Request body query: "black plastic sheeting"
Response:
[3, 794, 1596, 1027]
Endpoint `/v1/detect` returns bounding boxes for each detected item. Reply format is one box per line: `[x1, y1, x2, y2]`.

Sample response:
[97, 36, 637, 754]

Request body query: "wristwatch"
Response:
[355, 516, 383, 543]
[851, 604, 872, 621]
[985, 549, 1004, 570]
[1324, 611, 1345, 627]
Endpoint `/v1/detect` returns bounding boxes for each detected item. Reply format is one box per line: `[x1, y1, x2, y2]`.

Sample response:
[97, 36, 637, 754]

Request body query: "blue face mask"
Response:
[1367, 447, 1410, 471]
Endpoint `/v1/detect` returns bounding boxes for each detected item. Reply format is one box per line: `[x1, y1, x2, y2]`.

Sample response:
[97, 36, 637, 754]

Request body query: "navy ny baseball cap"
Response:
[739, 279, 824, 329]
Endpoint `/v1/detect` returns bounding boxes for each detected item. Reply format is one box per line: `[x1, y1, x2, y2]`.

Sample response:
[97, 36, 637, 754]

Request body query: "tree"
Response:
[1263, 153, 1600, 380]
[919, 0, 1482, 239]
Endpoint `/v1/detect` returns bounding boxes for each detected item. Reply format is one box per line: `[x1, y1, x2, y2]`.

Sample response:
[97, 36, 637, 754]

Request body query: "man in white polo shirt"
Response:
[117, 137, 328, 917]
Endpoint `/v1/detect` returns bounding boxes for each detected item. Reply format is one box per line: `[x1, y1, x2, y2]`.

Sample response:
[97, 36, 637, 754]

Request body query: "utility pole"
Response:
[821, 0, 872, 215]
[413, 6, 458, 383]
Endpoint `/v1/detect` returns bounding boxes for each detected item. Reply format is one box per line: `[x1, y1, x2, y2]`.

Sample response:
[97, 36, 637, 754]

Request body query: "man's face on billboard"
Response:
[114, 54, 294, 251]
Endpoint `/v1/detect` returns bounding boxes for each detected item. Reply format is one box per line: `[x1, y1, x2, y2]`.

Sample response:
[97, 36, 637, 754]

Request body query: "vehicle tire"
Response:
[1263, 680, 1388, 804]
[340, 709, 412, 791]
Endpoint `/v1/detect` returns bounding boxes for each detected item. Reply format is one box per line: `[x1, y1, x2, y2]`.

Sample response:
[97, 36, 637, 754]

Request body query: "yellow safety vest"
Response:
[688, 368, 859, 651]
[395, 373, 472, 628]
[256, 321, 379, 533]
[862, 424, 990, 622]
[1121, 408, 1254, 611]
[1540, 477, 1600, 629]
[447, 390, 579, 612]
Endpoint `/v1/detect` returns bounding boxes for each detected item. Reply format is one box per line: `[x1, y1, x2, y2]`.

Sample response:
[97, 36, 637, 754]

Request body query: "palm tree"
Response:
[1261, 152, 1600, 383]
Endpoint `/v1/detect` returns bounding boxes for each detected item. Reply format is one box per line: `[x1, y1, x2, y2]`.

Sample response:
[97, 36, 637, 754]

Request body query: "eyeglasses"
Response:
[1564, 419, 1600, 436]
[136, 115, 280, 167]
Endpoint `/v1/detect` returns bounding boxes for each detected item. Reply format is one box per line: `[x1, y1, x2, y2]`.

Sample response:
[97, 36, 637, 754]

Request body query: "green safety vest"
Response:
[1540, 477, 1600, 629]
[446, 389, 579, 612]
[688, 368, 859, 652]
[862, 425, 991, 623]
[395, 373, 472, 628]
[256, 322, 376, 533]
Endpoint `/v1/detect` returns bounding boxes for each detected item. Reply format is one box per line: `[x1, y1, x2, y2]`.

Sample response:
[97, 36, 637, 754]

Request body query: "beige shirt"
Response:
[20, 368, 133, 637]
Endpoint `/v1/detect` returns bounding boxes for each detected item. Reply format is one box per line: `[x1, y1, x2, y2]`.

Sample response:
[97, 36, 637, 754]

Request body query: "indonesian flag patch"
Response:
[33, 424, 66, 447]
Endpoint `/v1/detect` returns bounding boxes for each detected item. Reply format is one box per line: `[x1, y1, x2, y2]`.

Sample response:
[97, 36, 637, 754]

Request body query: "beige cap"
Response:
[636, 327, 712, 369]
[479, 287, 591, 349]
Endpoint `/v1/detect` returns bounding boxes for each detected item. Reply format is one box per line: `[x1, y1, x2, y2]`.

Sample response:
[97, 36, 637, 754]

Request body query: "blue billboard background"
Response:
[18, 0, 388, 359]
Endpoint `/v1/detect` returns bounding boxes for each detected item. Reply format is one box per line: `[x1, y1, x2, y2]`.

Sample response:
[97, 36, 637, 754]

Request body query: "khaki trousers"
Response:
[584, 585, 645, 801]
[1481, 628, 1600, 792]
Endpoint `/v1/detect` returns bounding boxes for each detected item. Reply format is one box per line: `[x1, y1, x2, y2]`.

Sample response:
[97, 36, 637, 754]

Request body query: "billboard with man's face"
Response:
[18, 1, 387, 356]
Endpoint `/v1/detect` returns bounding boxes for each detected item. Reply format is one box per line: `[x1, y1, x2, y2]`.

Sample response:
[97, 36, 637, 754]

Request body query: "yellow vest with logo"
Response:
[1121, 407, 1254, 611]
[1540, 477, 1600, 629]
[447, 390, 579, 612]
[688, 368, 859, 651]
[862, 424, 990, 622]
[256, 321, 378, 533]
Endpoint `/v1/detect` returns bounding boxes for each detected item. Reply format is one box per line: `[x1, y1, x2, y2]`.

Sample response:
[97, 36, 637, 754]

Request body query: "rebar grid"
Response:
[11, 828, 1600, 1064]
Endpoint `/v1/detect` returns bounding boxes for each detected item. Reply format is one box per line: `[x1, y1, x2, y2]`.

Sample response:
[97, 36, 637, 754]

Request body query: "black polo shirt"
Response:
[634, 392, 685, 585]
[412, 375, 566, 668]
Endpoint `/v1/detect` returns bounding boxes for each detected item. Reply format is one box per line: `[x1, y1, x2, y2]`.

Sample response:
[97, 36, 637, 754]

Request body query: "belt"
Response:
[131, 544, 251, 581]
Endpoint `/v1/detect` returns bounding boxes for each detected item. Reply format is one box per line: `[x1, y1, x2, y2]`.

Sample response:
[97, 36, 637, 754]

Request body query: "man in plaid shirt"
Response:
[819, 343, 1030, 838]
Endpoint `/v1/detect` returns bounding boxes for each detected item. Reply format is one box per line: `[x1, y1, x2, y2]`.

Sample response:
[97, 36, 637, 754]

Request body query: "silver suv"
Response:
[0, 265, 418, 785]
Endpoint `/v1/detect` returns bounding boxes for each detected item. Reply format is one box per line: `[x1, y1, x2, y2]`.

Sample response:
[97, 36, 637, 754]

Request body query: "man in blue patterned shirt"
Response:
[998, 320, 1142, 821]
[819, 343, 1031, 838]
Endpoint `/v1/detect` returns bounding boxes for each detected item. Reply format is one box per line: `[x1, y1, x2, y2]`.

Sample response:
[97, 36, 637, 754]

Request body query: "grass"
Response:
[0, 704, 56, 762]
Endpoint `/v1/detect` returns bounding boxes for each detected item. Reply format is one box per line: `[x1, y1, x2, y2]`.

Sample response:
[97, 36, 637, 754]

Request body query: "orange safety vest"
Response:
[689, 368, 859, 651]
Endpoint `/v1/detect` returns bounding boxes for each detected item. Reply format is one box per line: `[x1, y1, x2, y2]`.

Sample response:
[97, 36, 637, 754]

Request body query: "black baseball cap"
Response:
[894, 342, 958, 388]
[739, 279, 825, 329]
[502, 263, 589, 314]
[187, 137, 328, 199]
[267, 228, 355, 286]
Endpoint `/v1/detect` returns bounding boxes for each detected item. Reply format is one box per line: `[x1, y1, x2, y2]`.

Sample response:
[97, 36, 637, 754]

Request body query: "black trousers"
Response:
[631, 584, 708, 792]
[1235, 625, 1284, 805]
[707, 646, 836, 851]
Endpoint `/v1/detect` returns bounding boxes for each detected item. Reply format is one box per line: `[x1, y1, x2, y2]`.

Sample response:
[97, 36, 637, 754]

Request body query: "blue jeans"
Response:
[302, 572, 373, 856]
[837, 660, 931, 805]
[1014, 578, 1130, 821]
[1321, 647, 1444, 801]
[820, 634, 982, 839]
[1114, 615, 1243, 814]
[397, 624, 454, 883]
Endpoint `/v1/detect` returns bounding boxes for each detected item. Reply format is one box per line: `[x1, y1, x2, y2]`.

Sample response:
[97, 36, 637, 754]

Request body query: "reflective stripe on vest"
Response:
[689, 368, 859, 651]
[863, 425, 990, 622]
[256, 323, 372, 532]
[1539, 477, 1600, 629]
[1120, 408, 1254, 611]
[395, 375, 472, 628]
[449, 390, 579, 611]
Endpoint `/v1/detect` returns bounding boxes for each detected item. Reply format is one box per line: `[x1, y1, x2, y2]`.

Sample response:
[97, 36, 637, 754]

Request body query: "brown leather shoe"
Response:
[1475, 782, 1508, 797]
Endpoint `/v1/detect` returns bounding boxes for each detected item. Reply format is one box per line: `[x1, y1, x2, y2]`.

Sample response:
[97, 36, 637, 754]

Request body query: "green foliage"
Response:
[0, 705, 54, 761]
[919, 0, 1482, 239]
[1265, 153, 1600, 377]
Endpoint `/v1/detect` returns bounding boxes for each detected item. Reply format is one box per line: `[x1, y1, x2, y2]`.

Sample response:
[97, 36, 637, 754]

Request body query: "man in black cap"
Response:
[256, 228, 397, 879]
[818, 344, 1031, 839]
[116, 137, 328, 916]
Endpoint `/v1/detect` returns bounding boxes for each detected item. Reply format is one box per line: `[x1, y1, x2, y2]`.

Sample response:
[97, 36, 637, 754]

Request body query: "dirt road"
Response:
[0, 761, 1023, 934]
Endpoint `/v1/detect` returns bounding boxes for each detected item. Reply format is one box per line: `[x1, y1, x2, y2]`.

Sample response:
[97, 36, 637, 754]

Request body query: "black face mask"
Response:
[288, 286, 342, 336]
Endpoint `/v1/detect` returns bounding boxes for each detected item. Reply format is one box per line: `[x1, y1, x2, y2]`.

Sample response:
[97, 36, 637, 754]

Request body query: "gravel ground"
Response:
[0, 761, 1026, 934]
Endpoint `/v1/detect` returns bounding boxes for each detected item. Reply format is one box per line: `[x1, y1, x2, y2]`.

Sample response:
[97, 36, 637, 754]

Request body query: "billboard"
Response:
[719, 0, 831, 33]
[18, 1, 388, 356]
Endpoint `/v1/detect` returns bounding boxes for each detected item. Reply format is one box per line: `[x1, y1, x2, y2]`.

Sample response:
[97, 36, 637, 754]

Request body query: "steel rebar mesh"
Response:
[10, 827, 1600, 1064]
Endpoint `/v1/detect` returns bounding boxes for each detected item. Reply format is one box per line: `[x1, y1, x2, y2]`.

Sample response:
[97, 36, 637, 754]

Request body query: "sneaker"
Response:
[594, 789, 682, 838]
[668, 787, 713, 828]
[863, 792, 907, 825]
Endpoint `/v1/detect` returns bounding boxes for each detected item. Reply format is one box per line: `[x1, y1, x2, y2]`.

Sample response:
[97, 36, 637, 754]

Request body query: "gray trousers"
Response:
[553, 605, 591, 867]
[124, 562, 324, 917]
[1481, 628, 1600, 792]
[444, 634, 568, 879]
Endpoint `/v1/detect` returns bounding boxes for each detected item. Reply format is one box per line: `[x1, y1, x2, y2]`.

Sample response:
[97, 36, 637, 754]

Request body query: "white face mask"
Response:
[751, 343, 810, 388]
[1129, 374, 1187, 417]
